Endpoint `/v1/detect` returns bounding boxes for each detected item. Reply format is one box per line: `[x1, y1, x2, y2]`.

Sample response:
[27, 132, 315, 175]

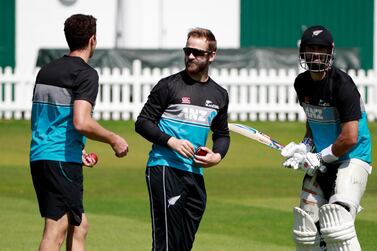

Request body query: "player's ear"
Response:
[89, 35, 96, 47]
[208, 51, 216, 63]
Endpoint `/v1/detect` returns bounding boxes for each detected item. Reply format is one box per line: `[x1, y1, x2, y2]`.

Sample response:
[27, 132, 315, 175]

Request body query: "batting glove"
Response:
[281, 142, 309, 158]
[299, 152, 322, 176]
[299, 152, 328, 176]
[282, 152, 305, 170]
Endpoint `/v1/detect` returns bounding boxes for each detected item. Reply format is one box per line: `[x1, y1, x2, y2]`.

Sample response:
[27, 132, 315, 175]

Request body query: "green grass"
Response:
[0, 120, 376, 250]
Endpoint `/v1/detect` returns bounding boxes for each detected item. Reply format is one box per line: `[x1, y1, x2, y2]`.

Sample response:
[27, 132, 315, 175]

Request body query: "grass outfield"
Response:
[0, 120, 376, 250]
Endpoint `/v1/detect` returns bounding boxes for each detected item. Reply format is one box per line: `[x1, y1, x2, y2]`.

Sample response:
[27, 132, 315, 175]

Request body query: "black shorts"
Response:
[30, 160, 84, 226]
[146, 165, 206, 251]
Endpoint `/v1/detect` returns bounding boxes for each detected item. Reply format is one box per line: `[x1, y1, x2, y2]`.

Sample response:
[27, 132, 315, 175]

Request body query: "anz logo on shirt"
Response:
[177, 107, 209, 122]
[304, 106, 324, 120]
[302, 103, 339, 123]
[163, 104, 217, 125]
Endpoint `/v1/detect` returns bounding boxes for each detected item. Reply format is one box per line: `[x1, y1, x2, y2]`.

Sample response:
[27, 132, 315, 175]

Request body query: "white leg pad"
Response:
[300, 175, 327, 223]
[293, 207, 322, 251]
[319, 204, 361, 251]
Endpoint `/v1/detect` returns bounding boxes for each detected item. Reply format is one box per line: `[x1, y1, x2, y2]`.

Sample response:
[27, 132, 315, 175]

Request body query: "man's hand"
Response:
[282, 152, 305, 170]
[282, 151, 326, 175]
[281, 142, 308, 158]
[82, 150, 98, 167]
[300, 152, 323, 176]
[193, 146, 221, 168]
[167, 137, 195, 158]
[110, 134, 129, 157]
[281, 142, 309, 169]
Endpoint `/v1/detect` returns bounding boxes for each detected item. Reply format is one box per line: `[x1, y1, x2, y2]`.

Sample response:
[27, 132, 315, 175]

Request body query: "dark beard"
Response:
[185, 59, 208, 75]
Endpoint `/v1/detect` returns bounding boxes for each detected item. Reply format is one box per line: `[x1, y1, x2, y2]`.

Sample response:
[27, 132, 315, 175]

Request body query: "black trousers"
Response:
[146, 165, 206, 251]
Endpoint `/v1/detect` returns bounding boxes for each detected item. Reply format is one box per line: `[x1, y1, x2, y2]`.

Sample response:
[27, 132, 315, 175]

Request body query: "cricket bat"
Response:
[228, 123, 284, 151]
[228, 123, 326, 177]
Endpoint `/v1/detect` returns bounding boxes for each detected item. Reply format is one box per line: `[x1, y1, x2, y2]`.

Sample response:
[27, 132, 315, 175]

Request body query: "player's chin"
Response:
[186, 64, 200, 73]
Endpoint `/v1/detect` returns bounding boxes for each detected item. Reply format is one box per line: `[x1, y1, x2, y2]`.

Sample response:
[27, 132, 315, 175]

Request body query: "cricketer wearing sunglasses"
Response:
[135, 28, 230, 251]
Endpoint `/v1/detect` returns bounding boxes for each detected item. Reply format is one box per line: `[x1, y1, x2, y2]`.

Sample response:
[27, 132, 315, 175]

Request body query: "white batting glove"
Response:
[281, 142, 307, 169]
[282, 152, 305, 170]
[281, 142, 308, 158]
[300, 152, 323, 176]
[296, 145, 336, 175]
[297, 144, 337, 175]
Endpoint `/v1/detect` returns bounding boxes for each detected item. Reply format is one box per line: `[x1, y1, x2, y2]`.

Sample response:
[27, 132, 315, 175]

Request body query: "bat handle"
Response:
[309, 172, 318, 186]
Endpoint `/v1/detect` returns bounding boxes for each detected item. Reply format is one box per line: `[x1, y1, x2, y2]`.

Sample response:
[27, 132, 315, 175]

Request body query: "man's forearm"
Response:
[75, 117, 119, 145]
[135, 117, 171, 146]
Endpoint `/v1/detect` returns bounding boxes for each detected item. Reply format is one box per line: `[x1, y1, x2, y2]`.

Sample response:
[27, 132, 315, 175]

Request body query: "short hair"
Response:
[64, 14, 97, 51]
[187, 28, 217, 52]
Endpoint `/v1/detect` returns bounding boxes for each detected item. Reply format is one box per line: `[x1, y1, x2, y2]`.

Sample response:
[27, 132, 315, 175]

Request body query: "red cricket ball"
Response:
[195, 147, 208, 156]
[90, 153, 98, 162]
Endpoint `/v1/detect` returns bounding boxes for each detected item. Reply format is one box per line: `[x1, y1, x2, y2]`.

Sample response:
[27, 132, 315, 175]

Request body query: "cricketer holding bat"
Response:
[281, 25, 372, 250]
[135, 28, 230, 251]
[29, 14, 129, 251]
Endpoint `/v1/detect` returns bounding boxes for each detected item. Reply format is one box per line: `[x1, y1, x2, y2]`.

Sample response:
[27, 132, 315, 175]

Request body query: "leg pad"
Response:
[293, 207, 322, 251]
[319, 204, 361, 251]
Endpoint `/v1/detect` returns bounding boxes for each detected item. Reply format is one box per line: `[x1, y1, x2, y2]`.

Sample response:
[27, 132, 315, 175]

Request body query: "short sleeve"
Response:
[335, 77, 361, 122]
[73, 68, 99, 106]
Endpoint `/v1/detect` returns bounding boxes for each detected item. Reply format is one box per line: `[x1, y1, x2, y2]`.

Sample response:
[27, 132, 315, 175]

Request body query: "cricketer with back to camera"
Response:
[281, 25, 372, 251]
[29, 14, 129, 251]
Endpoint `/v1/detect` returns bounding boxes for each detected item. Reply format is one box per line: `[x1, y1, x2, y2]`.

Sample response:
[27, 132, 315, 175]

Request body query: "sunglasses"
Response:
[183, 47, 212, 57]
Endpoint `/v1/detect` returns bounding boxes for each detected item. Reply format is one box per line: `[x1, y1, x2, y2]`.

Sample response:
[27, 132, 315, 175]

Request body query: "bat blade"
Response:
[228, 123, 284, 151]
[228, 123, 327, 175]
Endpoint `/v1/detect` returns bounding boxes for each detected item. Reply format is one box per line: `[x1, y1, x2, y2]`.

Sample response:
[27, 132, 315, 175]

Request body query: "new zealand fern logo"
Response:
[312, 30, 323, 37]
